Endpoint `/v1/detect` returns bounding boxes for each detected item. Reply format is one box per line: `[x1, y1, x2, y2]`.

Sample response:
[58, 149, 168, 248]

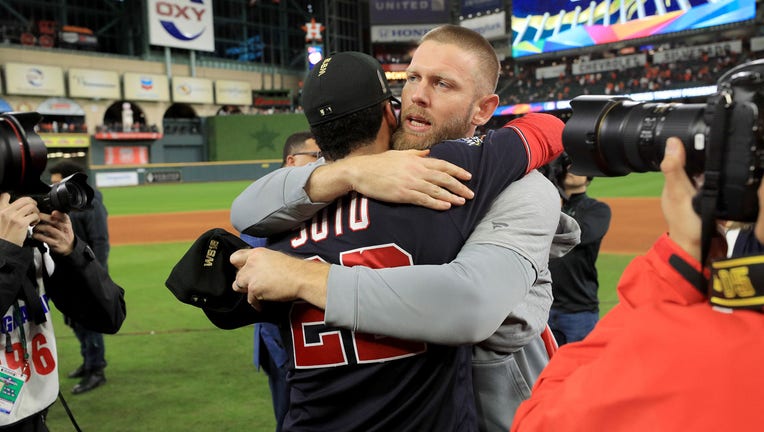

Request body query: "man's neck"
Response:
[346, 139, 390, 158]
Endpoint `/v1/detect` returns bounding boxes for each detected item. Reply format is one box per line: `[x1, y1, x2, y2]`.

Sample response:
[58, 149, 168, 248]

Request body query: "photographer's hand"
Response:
[755, 182, 764, 244]
[0, 193, 40, 247]
[660, 137, 706, 261]
[33, 211, 75, 256]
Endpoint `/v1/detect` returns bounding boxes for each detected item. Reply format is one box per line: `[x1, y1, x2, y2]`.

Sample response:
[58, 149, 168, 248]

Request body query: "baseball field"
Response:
[44, 173, 664, 431]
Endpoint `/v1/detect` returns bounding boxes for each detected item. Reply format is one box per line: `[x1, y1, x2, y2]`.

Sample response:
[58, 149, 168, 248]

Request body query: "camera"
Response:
[539, 151, 573, 200]
[562, 59, 764, 222]
[1, 111, 94, 213]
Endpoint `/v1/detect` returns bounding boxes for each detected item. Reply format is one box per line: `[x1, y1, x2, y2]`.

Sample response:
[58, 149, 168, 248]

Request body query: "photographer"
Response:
[544, 155, 611, 345]
[511, 137, 764, 431]
[50, 161, 111, 395]
[0, 192, 125, 430]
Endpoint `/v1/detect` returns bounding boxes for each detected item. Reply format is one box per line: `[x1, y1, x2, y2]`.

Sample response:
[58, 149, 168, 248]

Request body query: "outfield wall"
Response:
[90, 160, 281, 187]
[206, 113, 310, 161]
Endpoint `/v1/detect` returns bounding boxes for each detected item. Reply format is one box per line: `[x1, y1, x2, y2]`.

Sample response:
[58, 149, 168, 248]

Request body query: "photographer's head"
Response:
[49, 160, 85, 184]
[392, 24, 500, 151]
[662, 137, 764, 312]
[301, 51, 400, 161]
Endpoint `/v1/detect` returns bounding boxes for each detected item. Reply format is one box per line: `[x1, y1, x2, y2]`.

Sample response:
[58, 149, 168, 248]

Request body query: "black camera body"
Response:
[538, 151, 572, 200]
[1, 112, 94, 213]
[563, 59, 764, 222]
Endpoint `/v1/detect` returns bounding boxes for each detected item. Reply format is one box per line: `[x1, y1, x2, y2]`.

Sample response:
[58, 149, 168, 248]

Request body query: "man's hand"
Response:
[33, 211, 75, 255]
[661, 137, 709, 261]
[309, 149, 474, 210]
[755, 180, 764, 244]
[230, 248, 330, 310]
[0, 193, 39, 247]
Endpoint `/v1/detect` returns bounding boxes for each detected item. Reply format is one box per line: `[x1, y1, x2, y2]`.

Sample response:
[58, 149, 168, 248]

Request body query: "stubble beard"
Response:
[391, 106, 474, 151]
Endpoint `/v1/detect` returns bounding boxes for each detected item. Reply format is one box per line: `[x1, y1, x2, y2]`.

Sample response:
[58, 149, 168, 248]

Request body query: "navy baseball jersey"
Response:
[267, 122, 557, 431]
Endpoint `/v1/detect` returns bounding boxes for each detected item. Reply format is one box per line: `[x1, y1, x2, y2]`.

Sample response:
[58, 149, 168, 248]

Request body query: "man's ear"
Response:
[284, 155, 297, 167]
[384, 102, 398, 128]
[471, 93, 500, 126]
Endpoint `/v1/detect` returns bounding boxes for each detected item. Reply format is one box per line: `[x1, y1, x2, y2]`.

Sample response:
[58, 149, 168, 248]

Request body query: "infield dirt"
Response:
[107, 197, 665, 255]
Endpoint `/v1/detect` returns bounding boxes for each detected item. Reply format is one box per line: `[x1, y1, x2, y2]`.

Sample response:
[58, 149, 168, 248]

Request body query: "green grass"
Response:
[101, 180, 254, 215]
[46, 242, 277, 431]
[587, 171, 663, 198]
[596, 254, 634, 317]
[98, 171, 665, 216]
[42, 177, 653, 430]
[43, 241, 631, 431]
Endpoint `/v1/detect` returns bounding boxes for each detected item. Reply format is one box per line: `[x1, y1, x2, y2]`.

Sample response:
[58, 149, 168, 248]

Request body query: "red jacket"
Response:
[512, 233, 764, 432]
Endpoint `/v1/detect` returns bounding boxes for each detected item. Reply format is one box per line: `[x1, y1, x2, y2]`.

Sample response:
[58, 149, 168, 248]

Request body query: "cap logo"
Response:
[204, 239, 219, 267]
[318, 57, 332, 76]
[319, 106, 333, 117]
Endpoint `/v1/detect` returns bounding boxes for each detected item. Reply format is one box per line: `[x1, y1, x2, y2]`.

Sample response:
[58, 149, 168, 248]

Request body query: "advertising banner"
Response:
[571, 54, 646, 75]
[68, 69, 121, 99]
[215, 80, 252, 105]
[39, 133, 90, 148]
[652, 40, 743, 64]
[4, 63, 65, 97]
[147, 0, 215, 52]
[371, 23, 439, 42]
[36, 98, 85, 115]
[172, 76, 213, 104]
[459, 11, 505, 40]
[752, 36, 764, 52]
[124, 73, 170, 102]
[369, 0, 450, 25]
[95, 171, 140, 188]
[536, 64, 567, 80]
[104, 146, 149, 165]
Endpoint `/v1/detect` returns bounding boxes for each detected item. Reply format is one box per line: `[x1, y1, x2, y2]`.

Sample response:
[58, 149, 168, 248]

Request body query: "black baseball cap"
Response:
[302, 51, 400, 126]
[165, 228, 261, 329]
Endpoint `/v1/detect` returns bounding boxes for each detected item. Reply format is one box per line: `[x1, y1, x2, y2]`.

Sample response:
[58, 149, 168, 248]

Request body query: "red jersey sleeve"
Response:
[502, 113, 564, 173]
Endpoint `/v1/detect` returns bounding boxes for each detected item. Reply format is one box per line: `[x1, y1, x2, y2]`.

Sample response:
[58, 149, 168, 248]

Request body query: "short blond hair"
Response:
[420, 24, 500, 95]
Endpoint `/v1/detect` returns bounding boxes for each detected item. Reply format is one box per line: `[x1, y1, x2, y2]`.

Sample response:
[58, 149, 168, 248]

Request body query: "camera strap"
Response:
[20, 238, 49, 326]
[709, 254, 764, 312]
[699, 91, 733, 267]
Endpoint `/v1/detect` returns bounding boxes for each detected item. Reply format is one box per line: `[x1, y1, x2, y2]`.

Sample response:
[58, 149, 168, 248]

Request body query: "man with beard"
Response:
[231, 25, 578, 430]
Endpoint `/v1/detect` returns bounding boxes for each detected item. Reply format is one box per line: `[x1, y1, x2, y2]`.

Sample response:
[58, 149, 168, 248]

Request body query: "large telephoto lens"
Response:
[0, 112, 49, 193]
[562, 95, 708, 177]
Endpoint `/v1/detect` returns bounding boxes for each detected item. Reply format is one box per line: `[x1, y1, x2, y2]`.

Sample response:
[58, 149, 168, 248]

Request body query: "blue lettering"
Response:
[40, 294, 50, 313]
[18, 306, 28, 325]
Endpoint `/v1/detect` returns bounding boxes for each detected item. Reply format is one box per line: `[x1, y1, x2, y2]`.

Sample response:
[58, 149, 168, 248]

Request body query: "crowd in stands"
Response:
[497, 44, 762, 107]
[37, 120, 88, 134]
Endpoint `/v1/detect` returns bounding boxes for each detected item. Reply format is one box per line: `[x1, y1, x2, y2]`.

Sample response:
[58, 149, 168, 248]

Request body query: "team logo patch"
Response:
[458, 136, 484, 147]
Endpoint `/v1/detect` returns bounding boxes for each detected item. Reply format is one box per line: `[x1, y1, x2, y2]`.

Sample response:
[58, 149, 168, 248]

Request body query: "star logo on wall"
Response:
[251, 126, 278, 152]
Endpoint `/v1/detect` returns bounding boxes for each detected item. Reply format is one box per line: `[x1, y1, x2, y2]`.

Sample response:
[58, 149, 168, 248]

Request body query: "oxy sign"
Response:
[147, 0, 215, 52]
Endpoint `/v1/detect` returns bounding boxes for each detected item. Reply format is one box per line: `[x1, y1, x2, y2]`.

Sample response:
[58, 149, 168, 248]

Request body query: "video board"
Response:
[511, 0, 755, 58]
